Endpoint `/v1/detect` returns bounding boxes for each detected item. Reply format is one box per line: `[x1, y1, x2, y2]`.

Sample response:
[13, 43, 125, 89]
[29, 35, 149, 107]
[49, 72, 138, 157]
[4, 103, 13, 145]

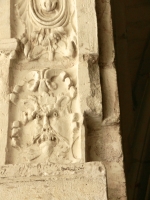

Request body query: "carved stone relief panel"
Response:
[12, 0, 77, 61]
[0, 0, 114, 199]
[0, 0, 127, 199]
[7, 68, 82, 164]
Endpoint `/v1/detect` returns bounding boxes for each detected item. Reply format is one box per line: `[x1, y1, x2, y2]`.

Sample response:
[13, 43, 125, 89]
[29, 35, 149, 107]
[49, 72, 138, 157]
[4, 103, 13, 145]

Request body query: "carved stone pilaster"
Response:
[0, 38, 20, 165]
[0, 0, 122, 199]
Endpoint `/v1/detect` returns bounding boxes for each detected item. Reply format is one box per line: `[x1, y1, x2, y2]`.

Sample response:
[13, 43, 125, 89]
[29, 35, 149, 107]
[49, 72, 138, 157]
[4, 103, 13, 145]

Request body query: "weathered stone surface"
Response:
[87, 125, 123, 162]
[0, 162, 107, 200]
[0, 58, 10, 165]
[0, 0, 126, 199]
[96, 1, 127, 199]
[87, 125, 126, 199]
[0, 0, 11, 39]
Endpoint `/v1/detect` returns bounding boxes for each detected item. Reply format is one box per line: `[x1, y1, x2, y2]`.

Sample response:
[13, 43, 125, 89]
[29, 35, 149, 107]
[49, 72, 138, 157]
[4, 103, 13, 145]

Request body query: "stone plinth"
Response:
[0, 162, 107, 200]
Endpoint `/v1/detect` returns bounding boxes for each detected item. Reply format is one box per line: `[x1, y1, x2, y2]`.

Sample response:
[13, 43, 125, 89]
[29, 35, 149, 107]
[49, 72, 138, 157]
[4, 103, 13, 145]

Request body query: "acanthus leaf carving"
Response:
[9, 69, 81, 164]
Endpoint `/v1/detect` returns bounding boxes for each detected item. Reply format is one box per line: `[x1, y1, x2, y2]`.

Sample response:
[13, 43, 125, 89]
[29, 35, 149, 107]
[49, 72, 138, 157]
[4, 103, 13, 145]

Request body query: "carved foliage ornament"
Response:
[16, 0, 77, 60]
[9, 69, 81, 164]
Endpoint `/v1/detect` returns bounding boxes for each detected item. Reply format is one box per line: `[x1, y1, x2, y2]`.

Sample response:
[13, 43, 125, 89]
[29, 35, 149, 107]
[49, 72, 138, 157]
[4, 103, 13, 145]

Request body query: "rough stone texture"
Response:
[0, 0, 127, 199]
[76, 0, 98, 55]
[87, 125, 126, 200]
[0, 162, 107, 200]
[87, 126, 123, 162]
[95, 0, 127, 199]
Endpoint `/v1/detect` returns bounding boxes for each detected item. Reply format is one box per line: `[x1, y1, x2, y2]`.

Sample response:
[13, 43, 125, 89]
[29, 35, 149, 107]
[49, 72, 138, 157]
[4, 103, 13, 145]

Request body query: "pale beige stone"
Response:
[0, 162, 107, 200]
[0, 0, 11, 39]
[0, 0, 127, 199]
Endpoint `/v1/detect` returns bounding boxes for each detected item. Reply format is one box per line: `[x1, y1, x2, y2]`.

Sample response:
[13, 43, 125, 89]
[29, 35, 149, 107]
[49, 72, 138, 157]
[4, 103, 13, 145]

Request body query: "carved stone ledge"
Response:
[0, 162, 108, 200]
[0, 162, 105, 180]
[0, 38, 20, 59]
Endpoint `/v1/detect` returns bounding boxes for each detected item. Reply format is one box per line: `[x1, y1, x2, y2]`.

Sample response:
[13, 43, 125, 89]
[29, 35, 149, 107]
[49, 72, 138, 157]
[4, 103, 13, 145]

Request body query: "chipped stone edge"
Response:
[0, 162, 106, 183]
[0, 38, 20, 59]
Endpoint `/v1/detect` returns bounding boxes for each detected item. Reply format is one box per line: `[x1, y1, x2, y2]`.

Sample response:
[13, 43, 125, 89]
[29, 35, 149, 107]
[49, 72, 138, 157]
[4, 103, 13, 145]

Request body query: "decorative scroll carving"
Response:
[9, 69, 81, 164]
[15, 0, 77, 61]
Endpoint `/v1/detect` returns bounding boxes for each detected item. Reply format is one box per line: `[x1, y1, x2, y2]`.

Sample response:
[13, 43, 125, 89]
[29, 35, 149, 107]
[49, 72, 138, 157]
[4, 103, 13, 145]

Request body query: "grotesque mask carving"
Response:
[9, 69, 81, 164]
